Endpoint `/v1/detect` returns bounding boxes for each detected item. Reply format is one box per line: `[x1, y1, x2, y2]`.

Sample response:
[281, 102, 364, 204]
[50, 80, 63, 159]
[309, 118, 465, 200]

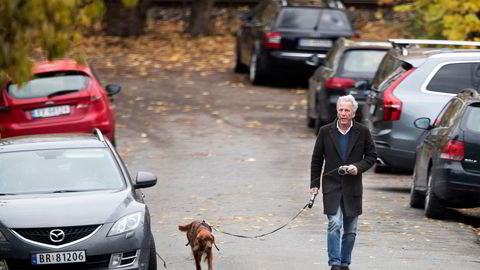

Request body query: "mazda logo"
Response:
[49, 229, 65, 243]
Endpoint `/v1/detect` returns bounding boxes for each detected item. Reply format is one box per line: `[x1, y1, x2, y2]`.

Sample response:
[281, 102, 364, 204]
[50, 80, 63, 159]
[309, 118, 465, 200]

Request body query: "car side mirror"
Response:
[105, 84, 121, 97]
[414, 117, 431, 130]
[134, 171, 157, 189]
[237, 11, 252, 22]
[352, 30, 361, 39]
[306, 55, 322, 67]
[354, 80, 370, 90]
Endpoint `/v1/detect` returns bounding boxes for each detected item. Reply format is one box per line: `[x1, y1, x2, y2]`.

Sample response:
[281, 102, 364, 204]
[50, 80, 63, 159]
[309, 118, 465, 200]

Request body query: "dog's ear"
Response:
[178, 222, 193, 232]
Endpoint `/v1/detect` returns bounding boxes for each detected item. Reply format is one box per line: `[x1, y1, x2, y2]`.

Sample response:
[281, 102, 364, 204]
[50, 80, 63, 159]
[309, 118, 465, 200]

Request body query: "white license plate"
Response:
[299, 39, 332, 48]
[369, 104, 376, 115]
[32, 250, 86, 265]
[32, 105, 70, 118]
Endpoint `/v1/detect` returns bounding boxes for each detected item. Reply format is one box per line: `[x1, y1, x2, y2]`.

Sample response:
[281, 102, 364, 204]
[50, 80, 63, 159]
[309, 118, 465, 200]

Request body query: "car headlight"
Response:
[0, 231, 7, 242]
[108, 212, 143, 236]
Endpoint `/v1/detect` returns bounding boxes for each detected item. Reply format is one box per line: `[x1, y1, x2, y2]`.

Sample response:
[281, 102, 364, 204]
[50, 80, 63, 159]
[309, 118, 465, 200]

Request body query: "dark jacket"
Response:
[310, 120, 376, 217]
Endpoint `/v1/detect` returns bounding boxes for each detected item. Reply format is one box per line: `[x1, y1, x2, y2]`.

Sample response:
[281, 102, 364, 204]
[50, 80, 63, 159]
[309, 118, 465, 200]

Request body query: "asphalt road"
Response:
[105, 69, 480, 270]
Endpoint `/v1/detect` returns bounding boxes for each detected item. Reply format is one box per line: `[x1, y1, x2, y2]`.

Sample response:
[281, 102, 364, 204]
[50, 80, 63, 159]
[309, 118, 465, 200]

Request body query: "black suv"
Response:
[411, 88, 480, 219]
[234, 0, 354, 85]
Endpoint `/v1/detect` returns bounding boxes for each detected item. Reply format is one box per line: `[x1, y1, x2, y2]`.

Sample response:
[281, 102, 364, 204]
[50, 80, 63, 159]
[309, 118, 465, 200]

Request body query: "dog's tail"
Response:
[178, 223, 191, 232]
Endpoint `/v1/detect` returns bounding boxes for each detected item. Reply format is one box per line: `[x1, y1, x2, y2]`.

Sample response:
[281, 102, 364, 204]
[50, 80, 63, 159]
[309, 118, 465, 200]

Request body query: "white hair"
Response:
[337, 94, 358, 113]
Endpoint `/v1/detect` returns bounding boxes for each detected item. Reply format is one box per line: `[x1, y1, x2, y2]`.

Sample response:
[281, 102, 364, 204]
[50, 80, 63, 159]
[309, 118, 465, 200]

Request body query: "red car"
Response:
[0, 59, 120, 145]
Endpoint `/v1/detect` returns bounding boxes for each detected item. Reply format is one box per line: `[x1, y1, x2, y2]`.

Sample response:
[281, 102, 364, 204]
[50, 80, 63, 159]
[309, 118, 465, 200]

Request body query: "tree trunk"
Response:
[187, 0, 214, 36]
[104, 0, 151, 37]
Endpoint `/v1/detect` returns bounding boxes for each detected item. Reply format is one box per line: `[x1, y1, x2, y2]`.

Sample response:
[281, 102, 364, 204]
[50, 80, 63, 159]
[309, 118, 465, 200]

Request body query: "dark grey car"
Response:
[364, 39, 480, 172]
[0, 131, 157, 269]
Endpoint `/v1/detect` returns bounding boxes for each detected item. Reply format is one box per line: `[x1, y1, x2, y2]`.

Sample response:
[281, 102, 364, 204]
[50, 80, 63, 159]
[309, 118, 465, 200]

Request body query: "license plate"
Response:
[32, 105, 70, 118]
[299, 39, 332, 48]
[32, 250, 86, 265]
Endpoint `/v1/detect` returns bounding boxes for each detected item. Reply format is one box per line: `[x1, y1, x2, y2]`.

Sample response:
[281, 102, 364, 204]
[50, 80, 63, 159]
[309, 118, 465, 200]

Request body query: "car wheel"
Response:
[249, 50, 266, 85]
[409, 178, 425, 209]
[148, 237, 157, 270]
[306, 102, 315, 128]
[234, 42, 248, 73]
[373, 164, 390, 174]
[424, 172, 445, 219]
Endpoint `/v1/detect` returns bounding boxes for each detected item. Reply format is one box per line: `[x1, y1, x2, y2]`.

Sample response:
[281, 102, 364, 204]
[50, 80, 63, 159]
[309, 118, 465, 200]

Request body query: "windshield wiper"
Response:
[51, 190, 81, 193]
[0, 193, 16, 196]
[47, 89, 79, 98]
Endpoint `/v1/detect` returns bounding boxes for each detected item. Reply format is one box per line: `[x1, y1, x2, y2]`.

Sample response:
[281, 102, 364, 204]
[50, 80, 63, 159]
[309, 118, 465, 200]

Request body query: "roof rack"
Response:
[389, 39, 480, 49]
[92, 128, 105, 142]
[388, 39, 480, 56]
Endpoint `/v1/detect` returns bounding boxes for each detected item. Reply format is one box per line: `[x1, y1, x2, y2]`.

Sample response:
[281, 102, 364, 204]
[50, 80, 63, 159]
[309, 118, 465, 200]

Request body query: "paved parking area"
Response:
[106, 69, 480, 270]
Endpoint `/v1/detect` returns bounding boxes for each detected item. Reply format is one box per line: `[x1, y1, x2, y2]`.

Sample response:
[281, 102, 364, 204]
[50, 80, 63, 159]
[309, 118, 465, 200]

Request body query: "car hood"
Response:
[0, 190, 137, 228]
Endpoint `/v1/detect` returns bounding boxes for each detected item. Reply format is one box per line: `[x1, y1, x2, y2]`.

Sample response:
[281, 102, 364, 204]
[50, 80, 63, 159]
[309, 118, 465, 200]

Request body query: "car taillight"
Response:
[264, 32, 281, 49]
[383, 68, 416, 121]
[440, 140, 465, 160]
[77, 95, 102, 109]
[325, 77, 355, 90]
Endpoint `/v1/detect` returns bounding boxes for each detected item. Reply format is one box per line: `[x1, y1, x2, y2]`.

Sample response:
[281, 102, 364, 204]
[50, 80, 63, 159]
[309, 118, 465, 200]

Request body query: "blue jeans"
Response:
[327, 203, 358, 267]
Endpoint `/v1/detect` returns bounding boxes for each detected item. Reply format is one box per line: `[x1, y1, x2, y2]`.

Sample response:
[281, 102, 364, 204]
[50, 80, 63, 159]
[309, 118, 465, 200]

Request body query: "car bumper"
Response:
[265, 50, 324, 77]
[431, 161, 480, 208]
[0, 224, 152, 270]
[0, 113, 114, 142]
[374, 140, 416, 170]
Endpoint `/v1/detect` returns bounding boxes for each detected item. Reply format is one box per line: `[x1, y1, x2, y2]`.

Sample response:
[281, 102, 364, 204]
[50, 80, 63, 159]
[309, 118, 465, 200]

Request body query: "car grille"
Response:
[11, 225, 101, 246]
[5, 255, 110, 270]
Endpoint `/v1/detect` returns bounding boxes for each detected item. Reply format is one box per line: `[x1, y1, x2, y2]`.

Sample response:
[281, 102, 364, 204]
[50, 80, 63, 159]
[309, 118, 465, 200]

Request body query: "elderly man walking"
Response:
[310, 94, 377, 270]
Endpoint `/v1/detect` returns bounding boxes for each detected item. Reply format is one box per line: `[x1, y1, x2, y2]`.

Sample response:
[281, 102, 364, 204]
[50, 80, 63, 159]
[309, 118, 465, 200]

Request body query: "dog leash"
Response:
[209, 166, 344, 240]
[156, 251, 168, 269]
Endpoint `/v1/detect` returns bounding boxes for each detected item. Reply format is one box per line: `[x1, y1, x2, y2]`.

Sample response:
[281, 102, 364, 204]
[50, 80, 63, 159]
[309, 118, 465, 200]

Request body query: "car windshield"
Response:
[7, 71, 89, 99]
[276, 8, 351, 31]
[0, 148, 125, 195]
[340, 49, 387, 74]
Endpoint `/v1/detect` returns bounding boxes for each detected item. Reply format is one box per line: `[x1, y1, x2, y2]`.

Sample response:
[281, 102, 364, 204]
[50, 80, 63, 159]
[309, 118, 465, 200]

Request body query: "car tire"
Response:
[234, 42, 248, 73]
[306, 104, 315, 128]
[409, 180, 424, 209]
[373, 164, 390, 174]
[424, 172, 445, 219]
[249, 50, 266, 85]
[148, 237, 157, 270]
[313, 116, 323, 136]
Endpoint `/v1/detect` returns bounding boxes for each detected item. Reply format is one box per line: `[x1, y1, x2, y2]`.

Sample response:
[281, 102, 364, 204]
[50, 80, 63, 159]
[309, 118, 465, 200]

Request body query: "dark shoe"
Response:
[330, 266, 341, 270]
[340, 266, 349, 270]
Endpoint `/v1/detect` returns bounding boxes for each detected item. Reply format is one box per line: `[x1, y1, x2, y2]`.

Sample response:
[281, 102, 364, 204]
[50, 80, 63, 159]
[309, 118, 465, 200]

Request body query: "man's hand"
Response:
[347, 165, 358, 175]
[310, 187, 318, 195]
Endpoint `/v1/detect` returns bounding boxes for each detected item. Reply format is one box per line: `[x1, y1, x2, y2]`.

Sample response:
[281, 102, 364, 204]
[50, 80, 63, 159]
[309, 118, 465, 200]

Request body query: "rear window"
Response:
[463, 104, 480, 133]
[276, 8, 351, 31]
[426, 62, 480, 94]
[0, 148, 125, 195]
[7, 71, 89, 99]
[371, 54, 407, 90]
[340, 49, 387, 74]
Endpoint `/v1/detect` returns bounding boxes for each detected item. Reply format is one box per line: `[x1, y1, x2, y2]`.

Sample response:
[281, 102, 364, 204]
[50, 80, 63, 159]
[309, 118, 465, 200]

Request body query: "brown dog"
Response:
[178, 220, 216, 270]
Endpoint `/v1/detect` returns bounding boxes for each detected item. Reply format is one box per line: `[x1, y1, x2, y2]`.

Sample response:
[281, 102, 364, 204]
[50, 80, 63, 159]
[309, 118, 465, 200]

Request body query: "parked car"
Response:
[0, 130, 157, 269]
[0, 59, 120, 146]
[234, 0, 354, 85]
[363, 39, 480, 173]
[410, 88, 480, 219]
[306, 38, 391, 132]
